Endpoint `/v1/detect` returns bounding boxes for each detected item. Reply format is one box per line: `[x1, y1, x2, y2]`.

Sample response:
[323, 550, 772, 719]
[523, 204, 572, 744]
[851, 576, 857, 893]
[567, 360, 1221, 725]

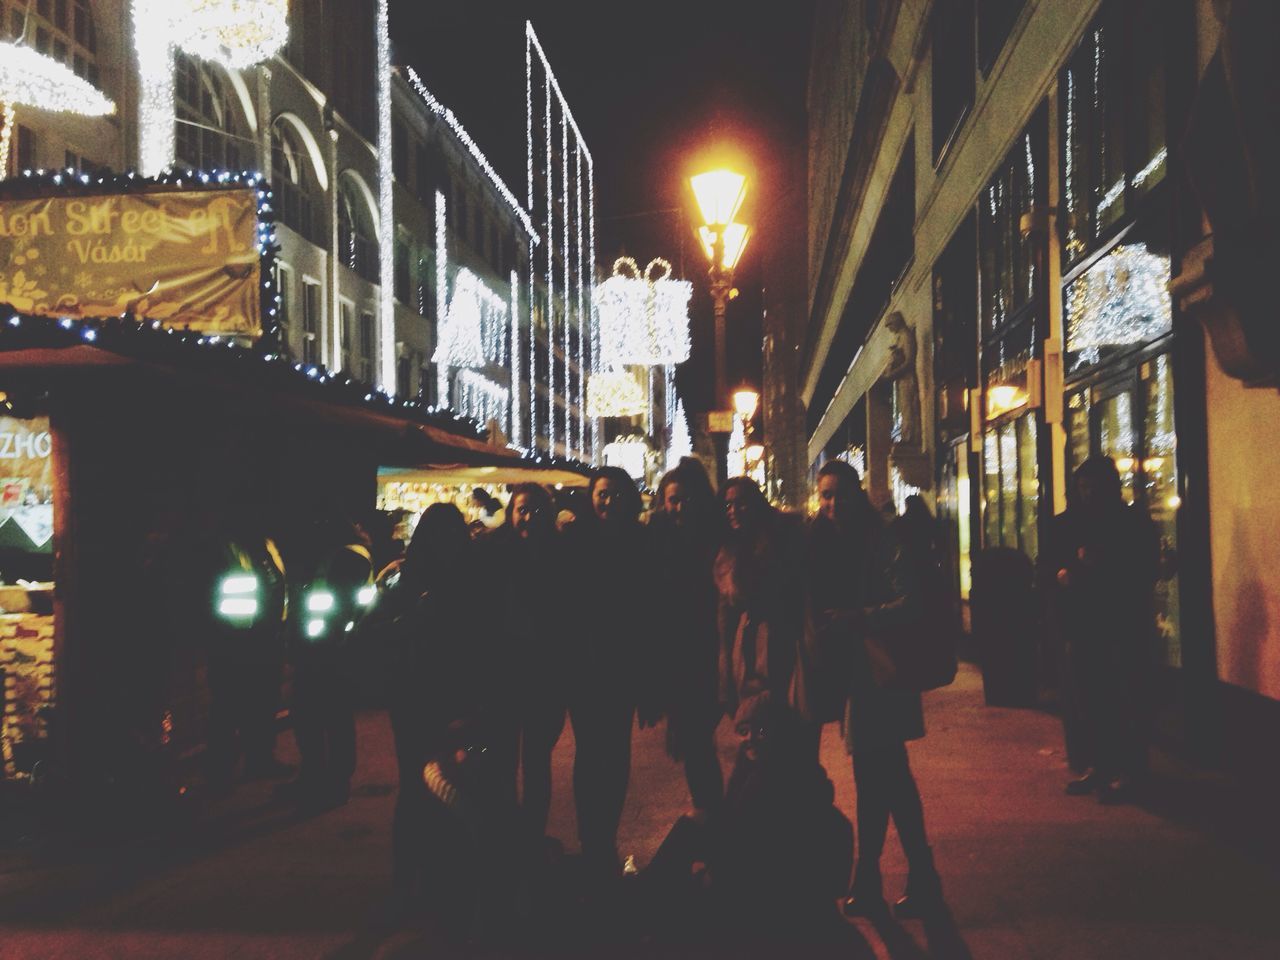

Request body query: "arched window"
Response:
[174, 51, 243, 172]
[271, 118, 317, 242]
[337, 174, 377, 283]
[2, 0, 100, 86]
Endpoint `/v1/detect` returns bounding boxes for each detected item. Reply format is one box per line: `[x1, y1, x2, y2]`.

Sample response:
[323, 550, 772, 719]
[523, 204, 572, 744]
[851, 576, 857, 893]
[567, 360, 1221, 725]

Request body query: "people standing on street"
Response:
[285, 516, 374, 813]
[197, 506, 290, 793]
[1048, 455, 1160, 803]
[564, 466, 656, 883]
[807, 461, 943, 920]
[363, 502, 507, 931]
[714, 477, 806, 726]
[488, 482, 569, 863]
[651, 458, 725, 822]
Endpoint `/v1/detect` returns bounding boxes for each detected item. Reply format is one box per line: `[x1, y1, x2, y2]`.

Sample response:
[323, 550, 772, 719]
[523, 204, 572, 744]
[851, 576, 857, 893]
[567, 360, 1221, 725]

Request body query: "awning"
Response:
[378, 463, 590, 488]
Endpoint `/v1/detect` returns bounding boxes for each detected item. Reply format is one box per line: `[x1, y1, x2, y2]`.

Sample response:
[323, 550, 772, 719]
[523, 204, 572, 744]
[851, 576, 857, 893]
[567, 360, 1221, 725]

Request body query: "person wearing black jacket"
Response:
[651, 458, 725, 822]
[486, 482, 569, 861]
[807, 461, 942, 921]
[1047, 455, 1160, 803]
[563, 466, 657, 882]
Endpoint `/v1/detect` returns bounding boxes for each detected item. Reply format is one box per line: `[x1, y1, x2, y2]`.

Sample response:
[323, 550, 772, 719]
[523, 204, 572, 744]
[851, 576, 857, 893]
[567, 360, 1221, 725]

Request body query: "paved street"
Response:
[2, 663, 1278, 959]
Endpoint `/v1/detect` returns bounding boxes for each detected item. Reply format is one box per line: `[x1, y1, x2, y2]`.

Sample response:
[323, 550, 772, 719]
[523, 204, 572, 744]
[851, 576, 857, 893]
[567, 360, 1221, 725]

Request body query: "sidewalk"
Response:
[0, 662, 1277, 958]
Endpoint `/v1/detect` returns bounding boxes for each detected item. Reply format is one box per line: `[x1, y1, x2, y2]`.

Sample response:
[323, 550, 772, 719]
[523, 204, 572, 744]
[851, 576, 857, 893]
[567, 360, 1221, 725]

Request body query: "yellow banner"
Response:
[0, 188, 261, 336]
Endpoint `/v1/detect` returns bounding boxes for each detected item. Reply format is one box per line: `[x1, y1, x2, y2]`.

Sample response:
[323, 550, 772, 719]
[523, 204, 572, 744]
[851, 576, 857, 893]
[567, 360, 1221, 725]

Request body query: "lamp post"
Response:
[690, 168, 751, 484]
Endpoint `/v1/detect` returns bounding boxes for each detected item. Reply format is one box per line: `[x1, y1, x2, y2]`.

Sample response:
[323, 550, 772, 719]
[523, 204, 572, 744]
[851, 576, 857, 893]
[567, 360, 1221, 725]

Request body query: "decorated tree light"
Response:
[0, 41, 116, 180]
[1064, 243, 1172, 370]
[586, 367, 646, 419]
[667, 394, 693, 467]
[434, 269, 491, 372]
[593, 257, 692, 368]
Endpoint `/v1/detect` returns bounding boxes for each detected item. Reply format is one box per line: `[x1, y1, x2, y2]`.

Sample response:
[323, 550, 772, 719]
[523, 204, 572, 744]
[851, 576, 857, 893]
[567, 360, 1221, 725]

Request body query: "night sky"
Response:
[389, 0, 815, 415]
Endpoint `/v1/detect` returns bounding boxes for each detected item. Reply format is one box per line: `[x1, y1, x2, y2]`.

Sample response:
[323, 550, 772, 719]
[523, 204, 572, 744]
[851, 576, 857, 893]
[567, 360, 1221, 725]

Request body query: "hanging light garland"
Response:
[433, 268, 490, 370]
[586, 367, 646, 419]
[593, 257, 692, 367]
[667, 394, 692, 467]
[1064, 243, 1171, 369]
[170, 0, 289, 70]
[0, 40, 116, 181]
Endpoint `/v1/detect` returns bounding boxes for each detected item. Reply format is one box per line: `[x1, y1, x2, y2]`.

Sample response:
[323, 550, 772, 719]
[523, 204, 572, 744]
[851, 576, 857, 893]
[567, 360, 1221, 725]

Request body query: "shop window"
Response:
[272, 119, 319, 244]
[301, 280, 321, 366]
[273, 262, 292, 348]
[415, 143, 430, 202]
[938, 441, 973, 600]
[981, 411, 1038, 559]
[932, 213, 978, 443]
[175, 52, 243, 172]
[394, 233, 412, 305]
[979, 115, 1044, 336]
[1060, 0, 1172, 268]
[977, 0, 1026, 73]
[932, 0, 975, 163]
[337, 177, 377, 282]
[0, 413, 56, 782]
[15, 124, 36, 173]
[1062, 201, 1172, 376]
[3, 0, 94, 80]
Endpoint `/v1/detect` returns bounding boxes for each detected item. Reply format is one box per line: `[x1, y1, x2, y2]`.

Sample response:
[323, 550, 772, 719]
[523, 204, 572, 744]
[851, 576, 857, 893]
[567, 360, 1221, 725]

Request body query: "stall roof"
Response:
[378, 464, 590, 487]
[0, 323, 591, 478]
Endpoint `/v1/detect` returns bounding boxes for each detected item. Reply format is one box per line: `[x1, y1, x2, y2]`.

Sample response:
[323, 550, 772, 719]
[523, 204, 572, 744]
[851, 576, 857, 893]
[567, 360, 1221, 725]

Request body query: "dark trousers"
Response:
[518, 700, 567, 845]
[389, 707, 440, 895]
[568, 691, 634, 873]
[292, 662, 356, 795]
[850, 741, 931, 888]
[207, 655, 282, 783]
[1071, 638, 1148, 779]
[669, 705, 725, 816]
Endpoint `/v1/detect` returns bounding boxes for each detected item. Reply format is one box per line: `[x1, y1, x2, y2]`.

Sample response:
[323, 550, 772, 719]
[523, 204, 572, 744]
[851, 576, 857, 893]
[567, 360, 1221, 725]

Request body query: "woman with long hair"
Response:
[651, 457, 725, 820]
[714, 476, 807, 724]
[808, 460, 942, 920]
[564, 466, 655, 881]
[488, 482, 568, 857]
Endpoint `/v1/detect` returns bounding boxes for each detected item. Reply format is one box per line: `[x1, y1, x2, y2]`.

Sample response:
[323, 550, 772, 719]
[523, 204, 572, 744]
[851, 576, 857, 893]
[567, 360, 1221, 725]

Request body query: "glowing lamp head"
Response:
[697, 222, 751, 271]
[745, 443, 765, 464]
[986, 384, 1028, 418]
[690, 169, 747, 229]
[356, 585, 376, 607]
[218, 597, 259, 621]
[306, 618, 327, 640]
[733, 388, 760, 419]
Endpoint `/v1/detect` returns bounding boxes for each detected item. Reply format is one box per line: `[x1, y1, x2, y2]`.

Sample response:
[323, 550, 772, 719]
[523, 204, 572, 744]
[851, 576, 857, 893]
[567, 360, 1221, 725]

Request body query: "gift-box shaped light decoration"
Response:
[587, 367, 646, 419]
[172, 0, 289, 70]
[603, 433, 651, 482]
[593, 257, 692, 367]
[433, 269, 489, 370]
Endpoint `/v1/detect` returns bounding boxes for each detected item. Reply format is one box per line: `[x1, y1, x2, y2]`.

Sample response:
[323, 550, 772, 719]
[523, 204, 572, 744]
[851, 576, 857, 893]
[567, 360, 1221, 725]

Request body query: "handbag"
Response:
[794, 608, 858, 723]
[863, 608, 958, 692]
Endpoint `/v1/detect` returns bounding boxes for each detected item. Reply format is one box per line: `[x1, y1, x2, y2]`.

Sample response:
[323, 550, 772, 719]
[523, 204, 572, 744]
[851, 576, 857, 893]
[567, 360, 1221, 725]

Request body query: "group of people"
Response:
[362, 457, 952, 942]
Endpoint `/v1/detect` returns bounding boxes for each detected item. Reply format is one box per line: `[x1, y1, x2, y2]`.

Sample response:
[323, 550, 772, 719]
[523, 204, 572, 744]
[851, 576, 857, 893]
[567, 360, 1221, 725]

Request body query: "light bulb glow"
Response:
[356, 585, 376, 607]
[306, 618, 326, 639]
[173, 0, 288, 70]
[0, 42, 116, 117]
[690, 170, 746, 229]
[219, 597, 258, 619]
[306, 590, 335, 613]
[593, 258, 692, 368]
[733, 388, 759, 419]
[587, 368, 646, 418]
[220, 575, 258, 596]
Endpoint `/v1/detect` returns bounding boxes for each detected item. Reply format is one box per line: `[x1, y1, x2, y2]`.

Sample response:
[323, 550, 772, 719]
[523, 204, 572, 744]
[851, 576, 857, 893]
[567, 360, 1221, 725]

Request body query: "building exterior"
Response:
[801, 0, 1278, 750]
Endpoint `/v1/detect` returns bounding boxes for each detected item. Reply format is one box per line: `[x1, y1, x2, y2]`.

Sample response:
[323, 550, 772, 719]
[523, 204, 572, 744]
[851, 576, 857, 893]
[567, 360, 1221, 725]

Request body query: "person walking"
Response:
[487, 482, 569, 862]
[1048, 456, 1160, 803]
[563, 466, 656, 883]
[651, 458, 725, 822]
[807, 461, 943, 920]
[365, 503, 504, 929]
[285, 516, 374, 813]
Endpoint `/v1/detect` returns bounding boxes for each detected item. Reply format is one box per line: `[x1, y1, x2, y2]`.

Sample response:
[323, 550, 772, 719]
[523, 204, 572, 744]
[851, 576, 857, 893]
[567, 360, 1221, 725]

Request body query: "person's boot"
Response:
[842, 862, 889, 919]
[894, 847, 944, 920]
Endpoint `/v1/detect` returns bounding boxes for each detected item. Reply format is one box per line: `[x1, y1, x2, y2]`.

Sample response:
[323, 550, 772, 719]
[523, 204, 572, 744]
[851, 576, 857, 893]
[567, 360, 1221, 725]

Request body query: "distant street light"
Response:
[690, 167, 751, 483]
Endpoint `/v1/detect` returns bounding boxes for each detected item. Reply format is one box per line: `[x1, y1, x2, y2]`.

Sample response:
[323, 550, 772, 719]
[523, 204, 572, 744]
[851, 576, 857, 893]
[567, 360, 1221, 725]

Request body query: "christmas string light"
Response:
[544, 70, 555, 451]
[436, 190, 449, 403]
[561, 104, 571, 457]
[1064, 243, 1171, 370]
[377, 0, 395, 392]
[0, 102, 14, 181]
[404, 67, 538, 244]
[455, 369, 510, 431]
[587, 367, 646, 419]
[602, 433, 649, 482]
[0, 41, 116, 118]
[667, 393, 692, 466]
[593, 258, 692, 366]
[172, 0, 288, 70]
[575, 145, 585, 458]
[511, 268, 522, 447]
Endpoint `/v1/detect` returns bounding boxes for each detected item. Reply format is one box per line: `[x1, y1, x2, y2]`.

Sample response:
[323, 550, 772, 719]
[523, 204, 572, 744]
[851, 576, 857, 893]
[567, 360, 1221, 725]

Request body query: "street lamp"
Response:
[691, 167, 751, 483]
[733, 387, 759, 420]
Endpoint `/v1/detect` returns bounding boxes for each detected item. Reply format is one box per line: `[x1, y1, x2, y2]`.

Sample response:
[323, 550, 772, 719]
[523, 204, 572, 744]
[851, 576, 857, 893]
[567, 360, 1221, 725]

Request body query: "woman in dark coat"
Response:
[367, 503, 499, 922]
[651, 458, 725, 820]
[714, 477, 807, 721]
[486, 482, 568, 856]
[808, 460, 942, 920]
[563, 466, 656, 880]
